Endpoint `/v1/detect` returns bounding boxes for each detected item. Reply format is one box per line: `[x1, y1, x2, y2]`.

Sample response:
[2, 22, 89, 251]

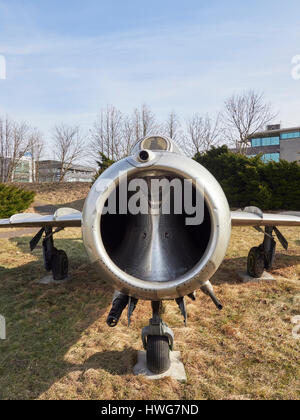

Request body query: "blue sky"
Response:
[0, 0, 300, 151]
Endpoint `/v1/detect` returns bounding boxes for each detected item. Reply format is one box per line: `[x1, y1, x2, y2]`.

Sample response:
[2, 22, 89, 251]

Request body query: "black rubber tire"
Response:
[247, 247, 265, 278]
[52, 250, 68, 280]
[146, 335, 170, 374]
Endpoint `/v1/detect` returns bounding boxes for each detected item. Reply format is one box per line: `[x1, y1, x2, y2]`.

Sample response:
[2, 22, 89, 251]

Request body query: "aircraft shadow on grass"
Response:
[0, 234, 299, 398]
[0, 235, 126, 399]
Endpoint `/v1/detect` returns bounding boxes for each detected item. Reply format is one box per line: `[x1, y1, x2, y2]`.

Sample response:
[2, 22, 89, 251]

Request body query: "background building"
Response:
[247, 124, 300, 163]
[12, 153, 34, 183]
[0, 154, 33, 183]
[38, 161, 95, 183]
[0, 157, 95, 183]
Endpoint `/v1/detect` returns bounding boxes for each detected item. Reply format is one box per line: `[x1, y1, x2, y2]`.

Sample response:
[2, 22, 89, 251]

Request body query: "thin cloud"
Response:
[0, 2, 299, 146]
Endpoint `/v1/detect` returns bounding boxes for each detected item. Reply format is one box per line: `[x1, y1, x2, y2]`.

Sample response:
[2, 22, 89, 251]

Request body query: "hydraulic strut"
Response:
[30, 227, 68, 280]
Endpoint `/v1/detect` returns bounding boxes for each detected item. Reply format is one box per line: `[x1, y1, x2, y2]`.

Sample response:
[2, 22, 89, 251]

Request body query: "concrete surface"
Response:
[238, 271, 275, 284]
[38, 274, 71, 285]
[0, 228, 39, 239]
[133, 351, 187, 382]
[33, 202, 58, 215]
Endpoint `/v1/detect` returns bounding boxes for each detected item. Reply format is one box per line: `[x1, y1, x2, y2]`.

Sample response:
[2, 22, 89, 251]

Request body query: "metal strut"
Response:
[248, 225, 289, 277]
[142, 301, 174, 351]
[127, 296, 139, 327]
[43, 227, 55, 271]
[30, 227, 68, 280]
[175, 297, 187, 326]
[30, 226, 64, 252]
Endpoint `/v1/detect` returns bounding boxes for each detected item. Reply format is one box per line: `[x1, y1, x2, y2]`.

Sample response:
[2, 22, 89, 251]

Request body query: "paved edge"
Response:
[238, 271, 275, 283]
[133, 351, 187, 382]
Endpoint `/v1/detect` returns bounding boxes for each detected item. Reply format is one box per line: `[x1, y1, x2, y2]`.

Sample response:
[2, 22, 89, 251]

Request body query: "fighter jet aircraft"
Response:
[1, 135, 300, 374]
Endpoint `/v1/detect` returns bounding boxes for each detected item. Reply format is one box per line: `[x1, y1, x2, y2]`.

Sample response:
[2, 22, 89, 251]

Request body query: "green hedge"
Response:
[93, 153, 115, 182]
[194, 146, 300, 210]
[0, 184, 35, 218]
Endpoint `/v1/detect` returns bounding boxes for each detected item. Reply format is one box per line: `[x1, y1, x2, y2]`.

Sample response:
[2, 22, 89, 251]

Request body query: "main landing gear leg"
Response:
[30, 227, 69, 280]
[247, 226, 278, 278]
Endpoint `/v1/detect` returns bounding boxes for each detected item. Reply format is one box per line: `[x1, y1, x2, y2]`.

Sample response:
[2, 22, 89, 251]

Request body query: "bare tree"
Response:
[132, 104, 158, 142]
[222, 90, 277, 154]
[162, 111, 188, 152]
[28, 128, 44, 182]
[185, 113, 220, 156]
[164, 111, 180, 140]
[53, 124, 86, 182]
[122, 115, 136, 157]
[90, 104, 160, 162]
[0, 116, 11, 182]
[0, 116, 31, 182]
[90, 105, 123, 161]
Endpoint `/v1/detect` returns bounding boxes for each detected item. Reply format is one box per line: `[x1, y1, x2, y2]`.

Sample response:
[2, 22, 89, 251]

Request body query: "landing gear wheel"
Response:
[52, 250, 68, 280]
[247, 247, 265, 278]
[146, 335, 170, 374]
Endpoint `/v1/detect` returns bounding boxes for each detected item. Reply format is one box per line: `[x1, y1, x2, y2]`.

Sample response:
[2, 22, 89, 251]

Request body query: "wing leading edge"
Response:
[2, 205, 300, 229]
[231, 209, 300, 227]
[0, 208, 82, 229]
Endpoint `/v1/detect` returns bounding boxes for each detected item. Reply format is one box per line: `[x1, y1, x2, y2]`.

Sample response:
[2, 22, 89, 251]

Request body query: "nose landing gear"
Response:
[142, 301, 174, 374]
[107, 288, 222, 375]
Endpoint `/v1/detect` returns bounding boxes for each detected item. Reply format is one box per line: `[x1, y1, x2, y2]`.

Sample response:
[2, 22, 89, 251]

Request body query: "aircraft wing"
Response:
[0, 208, 82, 229]
[2, 206, 299, 229]
[231, 208, 300, 227]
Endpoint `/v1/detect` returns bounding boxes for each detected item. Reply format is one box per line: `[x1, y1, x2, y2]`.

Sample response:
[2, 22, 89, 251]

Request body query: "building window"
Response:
[252, 138, 262, 147]
[263, 137, 280, 146]
[262, 153, 280, 163]
[251, 136, 280, 147]
[281, 131, 300, 139]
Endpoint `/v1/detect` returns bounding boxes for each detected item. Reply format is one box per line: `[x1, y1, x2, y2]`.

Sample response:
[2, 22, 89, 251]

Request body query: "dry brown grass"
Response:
[0, 198, 299, 399]
[17, 182, 91, 212]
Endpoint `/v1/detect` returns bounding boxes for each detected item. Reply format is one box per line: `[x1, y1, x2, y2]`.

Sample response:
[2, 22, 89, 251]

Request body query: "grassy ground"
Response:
[0, 187, 299, 400]
[18, 182, 91, 212]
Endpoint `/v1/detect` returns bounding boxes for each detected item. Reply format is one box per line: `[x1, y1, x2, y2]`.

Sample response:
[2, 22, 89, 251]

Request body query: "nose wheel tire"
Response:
[146, 335, 171, 374]
[247, 247, 265, 278]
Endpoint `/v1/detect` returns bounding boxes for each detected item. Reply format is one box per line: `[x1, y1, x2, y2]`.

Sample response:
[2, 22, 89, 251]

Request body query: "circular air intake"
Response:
[100, 171, 212, 283]
[82, 152, 231, 300]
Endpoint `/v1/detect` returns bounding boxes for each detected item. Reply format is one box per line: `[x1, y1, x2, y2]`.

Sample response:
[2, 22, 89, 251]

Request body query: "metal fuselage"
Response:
[82, 137, 232, 301]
